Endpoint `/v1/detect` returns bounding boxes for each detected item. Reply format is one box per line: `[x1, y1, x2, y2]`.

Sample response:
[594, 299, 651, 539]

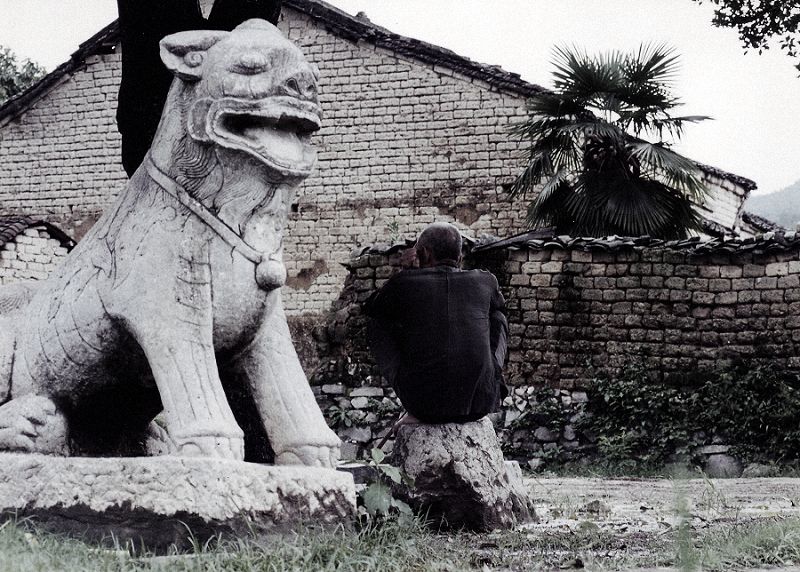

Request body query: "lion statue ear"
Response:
[159, 30, 230, 81]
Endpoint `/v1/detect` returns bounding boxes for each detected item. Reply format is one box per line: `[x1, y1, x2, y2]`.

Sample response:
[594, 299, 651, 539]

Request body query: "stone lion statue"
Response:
[0, 19, 340, 467]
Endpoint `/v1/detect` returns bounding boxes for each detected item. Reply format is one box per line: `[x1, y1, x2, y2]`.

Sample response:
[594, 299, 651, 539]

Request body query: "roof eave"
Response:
[0, 20, 119, 127]
[283, 0, 547, 98]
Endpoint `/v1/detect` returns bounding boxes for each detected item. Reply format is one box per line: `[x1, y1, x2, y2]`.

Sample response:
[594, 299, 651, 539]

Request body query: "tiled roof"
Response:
[470, 229, 800, 256]
[0, 216, 75, 249]
[695, 161, 757, 191]
[286, 0, 547, 97]
[0, 21, 119, 126]
[741, 210, 786, 233]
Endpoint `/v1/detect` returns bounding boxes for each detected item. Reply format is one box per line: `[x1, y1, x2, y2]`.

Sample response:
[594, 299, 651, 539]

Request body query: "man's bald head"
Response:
[416, 222, 462, 267]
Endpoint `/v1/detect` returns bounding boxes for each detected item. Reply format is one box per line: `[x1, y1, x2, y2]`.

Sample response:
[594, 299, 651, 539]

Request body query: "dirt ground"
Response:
[527, 477, 800, 528]
[518, 476, 800, 570]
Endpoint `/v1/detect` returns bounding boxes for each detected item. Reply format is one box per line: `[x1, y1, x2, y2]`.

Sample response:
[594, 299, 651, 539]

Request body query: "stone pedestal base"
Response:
[393, 418, 534, 531]
[0, 454, 356, 551]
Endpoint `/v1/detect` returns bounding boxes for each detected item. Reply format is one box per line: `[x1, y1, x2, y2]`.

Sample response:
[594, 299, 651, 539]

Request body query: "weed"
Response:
[356, 448, 415, 523]
[387, 221, 401, 243]
[673, 482, 700, 572]
[696, 472, 730, 516]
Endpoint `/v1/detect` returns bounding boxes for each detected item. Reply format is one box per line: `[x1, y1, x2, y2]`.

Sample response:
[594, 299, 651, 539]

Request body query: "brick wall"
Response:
[315, 235, 800, 391]
[0, 7, 532, 314]
[489, 242, 800, 388]
[0, 227, 71, 284]
[0, 53, 126, 240]
[304, 235, 800, 459]
[278, 9, 534, 312]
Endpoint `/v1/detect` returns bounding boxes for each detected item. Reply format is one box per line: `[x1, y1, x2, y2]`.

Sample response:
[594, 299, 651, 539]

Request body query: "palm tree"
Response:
[509, 44, 710, 239]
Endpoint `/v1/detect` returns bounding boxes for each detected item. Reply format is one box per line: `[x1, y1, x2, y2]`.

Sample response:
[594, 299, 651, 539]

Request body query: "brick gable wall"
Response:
[0, 8, 531, 312]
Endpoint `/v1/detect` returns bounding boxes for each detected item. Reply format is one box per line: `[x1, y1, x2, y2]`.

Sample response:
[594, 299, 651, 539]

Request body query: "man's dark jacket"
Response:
[366, 264, 508, 423]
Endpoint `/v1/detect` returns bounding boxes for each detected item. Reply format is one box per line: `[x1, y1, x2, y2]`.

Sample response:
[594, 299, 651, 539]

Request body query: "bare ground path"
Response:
[513, 476, 800, 571]
[527, 477, 800, 527]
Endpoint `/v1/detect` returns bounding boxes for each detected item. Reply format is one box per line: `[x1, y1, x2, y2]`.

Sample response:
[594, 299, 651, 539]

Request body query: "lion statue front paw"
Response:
[275, 445, 340, 468]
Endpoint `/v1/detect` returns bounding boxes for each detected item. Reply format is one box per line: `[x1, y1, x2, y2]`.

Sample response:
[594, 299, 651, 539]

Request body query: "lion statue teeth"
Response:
[0, 19, 340, 467]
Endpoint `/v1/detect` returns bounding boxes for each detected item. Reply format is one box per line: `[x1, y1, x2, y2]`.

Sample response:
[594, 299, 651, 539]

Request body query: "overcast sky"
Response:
[2, 0, 799, 196]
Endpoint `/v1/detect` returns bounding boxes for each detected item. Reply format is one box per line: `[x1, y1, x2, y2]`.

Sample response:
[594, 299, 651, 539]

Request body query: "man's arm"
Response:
[365, 278, 402, 385]
[489, 279, 508, 368]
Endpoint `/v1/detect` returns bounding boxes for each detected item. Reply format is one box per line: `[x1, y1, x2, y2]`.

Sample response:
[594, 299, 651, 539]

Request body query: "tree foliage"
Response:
[0, 46, 46, 105]
[694, 0, 800, 71]
[510, 44, 709, 239]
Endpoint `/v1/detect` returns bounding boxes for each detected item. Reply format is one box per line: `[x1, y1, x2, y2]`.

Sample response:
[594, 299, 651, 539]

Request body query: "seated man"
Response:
[366, 222, 508, 424]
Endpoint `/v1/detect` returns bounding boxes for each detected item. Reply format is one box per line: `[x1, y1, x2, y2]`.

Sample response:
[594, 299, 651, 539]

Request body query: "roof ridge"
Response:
[284, 0, 547, 97]
[0, 1, 754, 189]
[468, 229, 800, 256]
[0, 20, 119, 127]
[695, 160, 757, 191]
[741, 210, 786, 233]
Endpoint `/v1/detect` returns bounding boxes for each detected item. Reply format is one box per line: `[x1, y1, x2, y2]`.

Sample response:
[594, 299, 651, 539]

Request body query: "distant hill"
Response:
[745, 180, 800, 229]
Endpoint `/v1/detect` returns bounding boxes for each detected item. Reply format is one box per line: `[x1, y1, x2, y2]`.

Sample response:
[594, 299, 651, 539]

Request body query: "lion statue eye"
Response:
[231, 52, 269, 75]
[185, 51, 204, 68]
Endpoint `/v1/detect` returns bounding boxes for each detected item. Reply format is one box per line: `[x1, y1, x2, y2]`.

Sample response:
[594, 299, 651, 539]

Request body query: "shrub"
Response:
[580, 360, 692, 467]
[580, 360, 800, 467]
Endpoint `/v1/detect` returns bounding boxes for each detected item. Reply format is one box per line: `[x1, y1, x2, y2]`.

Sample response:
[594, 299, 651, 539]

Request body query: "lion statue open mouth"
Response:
[0, 19, 340, 467]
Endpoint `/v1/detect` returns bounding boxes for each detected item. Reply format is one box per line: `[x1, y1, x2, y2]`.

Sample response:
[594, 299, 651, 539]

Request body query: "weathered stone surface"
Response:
[392, 418, 534, 531]
[0, 454, 356, 551]
[350, 387, 384, 398]
[534, 427, 559, 442]
[0, 20, 340, 467]
[741, 463, 779, 478]
[704, 454, 743, 478]
[341, 426, 372, 443]
[695, 444, 731, 455]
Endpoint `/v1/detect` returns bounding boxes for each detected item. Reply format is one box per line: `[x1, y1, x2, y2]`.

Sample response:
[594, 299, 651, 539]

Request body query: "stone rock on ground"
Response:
[704, 453, 743, 478]
[392, 417, 534, 531]
[0, 453, 356, 552]
[742, 463, 780, 478]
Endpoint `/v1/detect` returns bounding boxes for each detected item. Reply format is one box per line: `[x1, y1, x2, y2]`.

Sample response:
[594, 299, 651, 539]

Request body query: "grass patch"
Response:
[686, 518, 800, 572]
[3, 513, 800, 572]
[0, 518, 471, 572]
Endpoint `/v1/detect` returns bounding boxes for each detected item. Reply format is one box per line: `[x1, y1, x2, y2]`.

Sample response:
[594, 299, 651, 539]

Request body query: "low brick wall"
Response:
[0, 226, 72, 284]
[307, 233, 800, 460]
[479, 235, 800, 388]
[317, 235, 800, 388]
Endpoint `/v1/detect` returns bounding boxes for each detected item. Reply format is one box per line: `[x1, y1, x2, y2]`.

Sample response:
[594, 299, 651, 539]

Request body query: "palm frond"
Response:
[512, 43, 707, 239]
[559, 120, 627, 144]
[552, 45, 624, 101]
[525, 176, 575, 229]
[581, 174, 703, 238]
[626, 43, 681, 87]
[508, 151, 554, 198]
[628, 141, 708, 202]
[524, 92, 588, 119]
